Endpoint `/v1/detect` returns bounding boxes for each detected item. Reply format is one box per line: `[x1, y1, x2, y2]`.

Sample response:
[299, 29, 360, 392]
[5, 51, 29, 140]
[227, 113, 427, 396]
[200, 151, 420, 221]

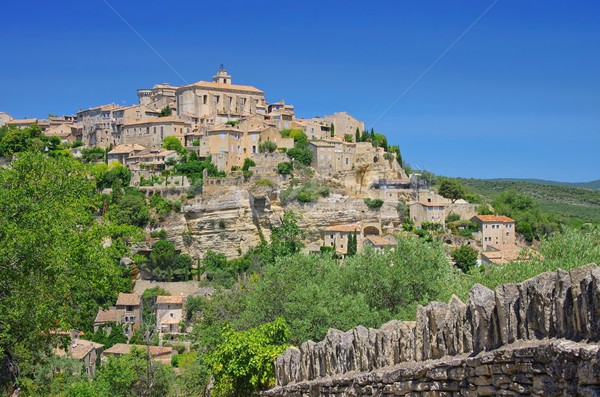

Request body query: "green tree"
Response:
[107, 188, 150, 227]
[149, 239, 176, 280]
[286, 147, 312, 166]
[81, 147, 106, 163]
[162, 136, 184, 153]
[452, 245, 478, 272]
[207, 318, 290, 396]
[355, 127, 361, 142]
[270, 211, 305, 257]
[347, 232, 357, 256]
[259, 140, 277, 153]
[330, 123, 335, 137]
[0, 152, 133, 393]
[343, 133, 353, 143]
[438, 179, 467, 203]
[158, 105, 172, 117]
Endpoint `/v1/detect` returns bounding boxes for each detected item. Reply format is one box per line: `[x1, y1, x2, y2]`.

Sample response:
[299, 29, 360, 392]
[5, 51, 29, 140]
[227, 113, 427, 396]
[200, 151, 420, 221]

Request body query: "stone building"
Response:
[102, 344, 173, 365]
[107, 143, 147, 165]
[77, 104, 120, 148]
[409, 201, 446, 228]
[322, 112, 364, 141]
[0, 112, 14, 126]
[93, 292, 142, 338]
[44, 123, 81, 143]
[137, 83, 179, 112]
[363, 235, 397, 252]
[321, 224, 359, 255]
[53, 331, 103, 376]
[121, 116, 191, 149]
[472, 214, 516, 249]
[176, 66, 266, 126]
[156, 295, 184, 336]
[309, 139, 356, 173]
[125, 148, 177, 172]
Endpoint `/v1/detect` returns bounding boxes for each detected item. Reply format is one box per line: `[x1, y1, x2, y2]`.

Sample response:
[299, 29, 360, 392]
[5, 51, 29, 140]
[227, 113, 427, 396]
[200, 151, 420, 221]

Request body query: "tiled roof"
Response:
[104, 343, 173, 358]
[115, 292, 141, 306]
[156, 295, 183, 305]
[419, 202, 445, 207]
[108, 144, 147, 154]
[474, 215, 515, 223]
[70, 340, 103, 360]
[7, 118, 38, 124]
[132, 149, 176, 159]
[94, 307, 119, 324]
[124, 116, 190, 127]
[365, 235, 397, 246]
[323, 224, 358, 233]
[184, 81, 264, 94]
[160, 318, 181, 325]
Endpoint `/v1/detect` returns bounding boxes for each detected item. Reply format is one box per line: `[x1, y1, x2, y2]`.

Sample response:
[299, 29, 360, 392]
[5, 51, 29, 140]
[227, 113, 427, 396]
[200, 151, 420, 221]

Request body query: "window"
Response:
[203, 95, 207, 104]
[170, 313, 174, 318]
[126, 306, 133, 312]
[221, 133, 225, 140]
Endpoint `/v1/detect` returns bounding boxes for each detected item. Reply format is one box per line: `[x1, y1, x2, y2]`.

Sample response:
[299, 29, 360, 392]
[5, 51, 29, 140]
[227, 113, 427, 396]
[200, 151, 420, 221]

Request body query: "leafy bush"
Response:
[287, 147, 313, 166]
[150, 229, 168, 239]
[255, 179, 274, 188]
[446, 213, 461, 223]
[364, 198, 384, 209]
[71, 140, 84, 148]
[277, 161, 293, 175]
[279, 180, 330, 204]
[452, 245, 478, 272]
[259, 141, 277, 153]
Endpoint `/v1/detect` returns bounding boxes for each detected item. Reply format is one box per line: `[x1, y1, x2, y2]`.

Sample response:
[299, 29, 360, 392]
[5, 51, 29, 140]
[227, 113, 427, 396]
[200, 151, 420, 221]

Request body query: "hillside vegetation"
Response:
[459, 178, 600, 226]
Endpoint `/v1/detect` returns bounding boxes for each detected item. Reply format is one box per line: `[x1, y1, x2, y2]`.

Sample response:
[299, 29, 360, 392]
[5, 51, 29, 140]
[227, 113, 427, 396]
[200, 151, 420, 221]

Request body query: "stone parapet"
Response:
[270, 263, 600, 392]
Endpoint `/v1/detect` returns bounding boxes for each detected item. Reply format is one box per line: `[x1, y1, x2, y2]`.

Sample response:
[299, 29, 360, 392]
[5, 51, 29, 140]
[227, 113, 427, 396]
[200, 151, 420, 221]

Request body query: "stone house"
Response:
[45, 123, 81, 143]
[364, 235, 397, 253]
[77, 104, 120, 148]
[125, 148, 177, 172]
[322, 112, 364, 141]
[321, 224, 359, 255]
[54, 331, 103, 376]
[107, 143, 147, 166]
[156, 295, 184, 335]
[137, 83, 179, 112]
[102, 344, 173, 365]
[93, 292, 142, 338]
[176, 66, 266, 126]
[121, 116, 190, 149]
[472, 215, 516, 249]
[0, 112, 14, 126]
[409, 201, 446, 228]
[309, 139, 356, 173]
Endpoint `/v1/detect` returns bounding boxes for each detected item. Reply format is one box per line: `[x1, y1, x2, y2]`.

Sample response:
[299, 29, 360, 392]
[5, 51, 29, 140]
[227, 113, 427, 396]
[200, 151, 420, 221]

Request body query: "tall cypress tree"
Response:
[355, 127, 360, 142]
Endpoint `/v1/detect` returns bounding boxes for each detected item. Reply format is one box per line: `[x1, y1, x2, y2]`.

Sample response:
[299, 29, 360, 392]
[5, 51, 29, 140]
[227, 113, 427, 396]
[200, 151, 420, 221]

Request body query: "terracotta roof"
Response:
[160, 318, 181, 325]
[474, 215, 515, 223]
[108, 144, 147, 154]
[94, 307, 119, 324]
[184, 80, 264, 94]
[132, 149, 176, 159]
[323, 224, 358, 233]
[365, 235, 397, 246]
[124, 116, 190, 127]
[103, 344, 173, 358]
[80, 104, 119, 112]
[156, 295, 183, 305]
[7, 118, 38, 124]
[115, 292, 141, 306]
[70, 340, 103, 360]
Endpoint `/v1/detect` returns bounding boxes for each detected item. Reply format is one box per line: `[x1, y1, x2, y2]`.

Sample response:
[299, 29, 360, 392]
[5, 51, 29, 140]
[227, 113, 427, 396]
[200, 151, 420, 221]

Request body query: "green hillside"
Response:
[458, 178, 600, 225]
[490, 178, 600, 190]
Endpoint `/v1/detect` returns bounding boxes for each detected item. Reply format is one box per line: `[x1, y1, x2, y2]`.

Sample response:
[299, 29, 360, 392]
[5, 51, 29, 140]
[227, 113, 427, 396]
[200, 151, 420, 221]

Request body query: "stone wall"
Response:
[267, 264, 600, 396]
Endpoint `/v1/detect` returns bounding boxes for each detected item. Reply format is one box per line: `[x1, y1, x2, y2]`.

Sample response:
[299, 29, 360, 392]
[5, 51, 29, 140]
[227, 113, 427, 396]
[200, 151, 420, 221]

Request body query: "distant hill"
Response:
[458, 178, 600, 225]
[489, 178, 600, 190]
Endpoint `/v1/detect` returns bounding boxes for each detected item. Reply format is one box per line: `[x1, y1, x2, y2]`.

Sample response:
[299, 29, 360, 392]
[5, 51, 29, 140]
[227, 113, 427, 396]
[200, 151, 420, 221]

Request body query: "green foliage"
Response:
[343, 133, 353, 142]
[364, 198, 384, 209]
[270, 211, 305, 257]
[162, 136, 184, 154]
[146, 240, 190, 281]
[355, 127, 360, 143]
[0, 124, 44, 156]
[80, 147, 106, 163]
[330, 123, 335, 137]
[452, 245, 478, 272]
[207, 318, 290, 396]
[255, 179, 275, 187]
[279, 180, 330, 204]
[438, 178, 467, 203]
[92, 163, 132, 191]
[107, 188, 150, 227]
[446, 213, 461, 223]
[141, 286, 170, 324]
[158, 105, 173, 117]
[421, 221, 443, 231]
[149, 193, 178, 219]
[276, 161, 293, 175]
[242, 158, 256, 172]
[372, 133, 388, 150]
[0, 152, 133, 389]
[259, 140, 277, 153]
[286, 147, 313, 166]
[83, 323, 127, 348]
[388, 144, 403, 166]
[185, 296, 204, 322]
[347, 232, 357, 256]
[150, 228, 167, 239]
[225, 120, 240, 126]
[192, 139, 201, 146]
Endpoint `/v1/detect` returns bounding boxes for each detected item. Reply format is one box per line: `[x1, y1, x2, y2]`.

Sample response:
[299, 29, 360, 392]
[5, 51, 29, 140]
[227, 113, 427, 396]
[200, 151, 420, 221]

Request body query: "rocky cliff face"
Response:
[270, 263, 600, 390]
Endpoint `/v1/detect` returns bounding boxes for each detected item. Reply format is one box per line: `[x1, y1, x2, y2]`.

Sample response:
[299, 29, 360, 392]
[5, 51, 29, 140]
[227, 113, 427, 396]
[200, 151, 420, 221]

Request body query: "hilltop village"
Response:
[0, 66, 524, 262]
[0, 67, 537, 392]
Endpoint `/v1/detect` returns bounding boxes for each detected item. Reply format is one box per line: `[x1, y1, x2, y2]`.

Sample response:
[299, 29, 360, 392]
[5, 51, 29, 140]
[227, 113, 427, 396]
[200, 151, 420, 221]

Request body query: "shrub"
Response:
[446, 213, 461, 223]
[259, 141, 277, 153]
[192, 139, 200, 146]
[255, 179, 274, 187]
[277, 162, 293, 175]
[150, 229, 168, 239]
[71, 140, 84, 148]
[364, 198, 384, 209]
[452, 245, 478, 272]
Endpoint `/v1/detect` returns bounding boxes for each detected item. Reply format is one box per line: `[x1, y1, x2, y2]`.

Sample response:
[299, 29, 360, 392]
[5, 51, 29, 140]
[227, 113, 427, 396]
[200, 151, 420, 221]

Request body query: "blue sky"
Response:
[1, 0, 599, 182]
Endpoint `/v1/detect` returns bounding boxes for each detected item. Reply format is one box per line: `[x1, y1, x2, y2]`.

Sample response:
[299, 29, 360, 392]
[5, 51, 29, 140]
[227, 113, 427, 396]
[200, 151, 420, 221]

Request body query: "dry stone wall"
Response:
[266, 264, 600, 396]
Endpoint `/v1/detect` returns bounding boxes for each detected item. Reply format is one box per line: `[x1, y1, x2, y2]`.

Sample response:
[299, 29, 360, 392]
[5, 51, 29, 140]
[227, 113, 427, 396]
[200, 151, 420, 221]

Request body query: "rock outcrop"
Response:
[268, 264, 600, 396]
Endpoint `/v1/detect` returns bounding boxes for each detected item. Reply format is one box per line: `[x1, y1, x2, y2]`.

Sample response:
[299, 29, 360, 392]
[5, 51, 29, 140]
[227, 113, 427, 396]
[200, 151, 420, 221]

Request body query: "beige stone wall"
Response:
[475, 219, 516, 249]
[323, 112, 364, 141]
[122, 120, 188, 149]
[156, 303, 183, 332]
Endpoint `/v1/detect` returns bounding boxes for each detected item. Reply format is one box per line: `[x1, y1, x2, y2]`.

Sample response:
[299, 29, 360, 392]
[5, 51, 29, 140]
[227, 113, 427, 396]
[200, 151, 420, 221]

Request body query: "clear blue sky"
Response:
[1, 0, 599, 182]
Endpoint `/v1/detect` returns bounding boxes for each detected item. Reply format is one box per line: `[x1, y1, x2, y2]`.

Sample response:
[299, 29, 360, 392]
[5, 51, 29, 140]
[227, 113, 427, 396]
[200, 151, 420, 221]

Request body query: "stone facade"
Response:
[156, 295, 184, 335]
[322, 111, 365, 141]
[472, 215, 516, 249]
[268, 263, 600, 396]
[176, 67, 266, 126]
[410, 201, 446, 228]
[121, 116, 190, 149]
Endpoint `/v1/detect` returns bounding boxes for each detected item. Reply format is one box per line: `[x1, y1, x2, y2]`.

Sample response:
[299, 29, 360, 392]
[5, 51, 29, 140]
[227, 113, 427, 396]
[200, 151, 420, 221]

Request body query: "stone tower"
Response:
[212, 64, 232, 85]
